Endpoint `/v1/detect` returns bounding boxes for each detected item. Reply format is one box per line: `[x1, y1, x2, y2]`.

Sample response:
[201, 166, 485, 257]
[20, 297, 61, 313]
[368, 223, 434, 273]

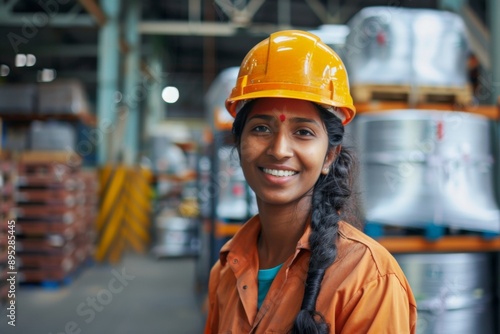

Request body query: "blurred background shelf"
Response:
[0, 112, 97, 127]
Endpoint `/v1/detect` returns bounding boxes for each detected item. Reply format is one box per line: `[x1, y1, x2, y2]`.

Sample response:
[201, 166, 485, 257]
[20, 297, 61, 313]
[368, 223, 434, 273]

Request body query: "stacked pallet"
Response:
[351, 83, 473, 106]
[0, 153, 16, 304]
[13, 152, 97, 286]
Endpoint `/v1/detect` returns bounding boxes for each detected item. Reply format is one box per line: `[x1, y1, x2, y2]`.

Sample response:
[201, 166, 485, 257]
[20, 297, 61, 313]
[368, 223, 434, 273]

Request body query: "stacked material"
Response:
[353, 109, 500, 234]
[0, 80, 89, 116]
[0, 154, 16, 304]
[345, 7, 469, 87]
[13, 152, 97, 285]
[0, 84, 37, 115]
[395, 253, 495, 334]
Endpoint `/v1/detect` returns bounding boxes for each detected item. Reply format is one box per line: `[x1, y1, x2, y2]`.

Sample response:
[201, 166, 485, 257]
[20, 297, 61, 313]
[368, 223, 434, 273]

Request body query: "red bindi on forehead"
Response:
[279, 114, 286, 122]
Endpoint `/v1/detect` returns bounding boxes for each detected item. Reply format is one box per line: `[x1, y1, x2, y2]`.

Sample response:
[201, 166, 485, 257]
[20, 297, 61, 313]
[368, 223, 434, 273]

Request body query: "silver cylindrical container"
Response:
[394, 253, 494, 334]
[345, 7, 468, 86]
[353, 109, 499, 233]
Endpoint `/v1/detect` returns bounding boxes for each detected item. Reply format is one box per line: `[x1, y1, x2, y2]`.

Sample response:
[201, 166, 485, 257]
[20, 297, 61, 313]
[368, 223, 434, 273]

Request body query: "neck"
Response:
[256, 196, 311, 269]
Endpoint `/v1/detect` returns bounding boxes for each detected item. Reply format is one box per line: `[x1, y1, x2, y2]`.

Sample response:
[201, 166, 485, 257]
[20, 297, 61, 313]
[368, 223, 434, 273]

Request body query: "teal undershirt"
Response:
[257, 263, 283, 308]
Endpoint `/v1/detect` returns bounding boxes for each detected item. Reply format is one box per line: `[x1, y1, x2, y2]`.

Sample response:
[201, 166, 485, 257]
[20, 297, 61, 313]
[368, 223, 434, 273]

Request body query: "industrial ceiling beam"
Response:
[139, 21, 311, 36]
[0, 44, 98, 57]
[0, 14, 95, 27]
[3, 0, 20, 12]
[461, 5, 490, 70]
[304, 0, 328, 23]
[78, 0, 107, 26]
[304, 0, 357, 24]
[243, 0, 267, 22]
[214, 0, 266, 25]
[140, 0, 352, 36]
[139, 21, 235, 36]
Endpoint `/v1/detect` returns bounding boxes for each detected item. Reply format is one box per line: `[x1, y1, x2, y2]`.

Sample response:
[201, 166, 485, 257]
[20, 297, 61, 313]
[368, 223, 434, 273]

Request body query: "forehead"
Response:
[249, 98, 321, 121]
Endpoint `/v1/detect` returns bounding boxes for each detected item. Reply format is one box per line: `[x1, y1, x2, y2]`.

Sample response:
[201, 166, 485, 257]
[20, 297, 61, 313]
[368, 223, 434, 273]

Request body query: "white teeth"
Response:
[263, 168, 297, 177]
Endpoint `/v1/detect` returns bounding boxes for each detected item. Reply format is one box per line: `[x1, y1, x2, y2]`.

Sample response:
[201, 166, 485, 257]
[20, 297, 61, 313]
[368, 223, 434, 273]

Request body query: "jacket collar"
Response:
[219, 214, 312, 267]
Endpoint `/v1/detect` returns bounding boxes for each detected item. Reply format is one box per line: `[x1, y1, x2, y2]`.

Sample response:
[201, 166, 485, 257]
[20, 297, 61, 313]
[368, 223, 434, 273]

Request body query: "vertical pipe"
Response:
[123, 0, 140, 165]
[96, 0, 121, 164]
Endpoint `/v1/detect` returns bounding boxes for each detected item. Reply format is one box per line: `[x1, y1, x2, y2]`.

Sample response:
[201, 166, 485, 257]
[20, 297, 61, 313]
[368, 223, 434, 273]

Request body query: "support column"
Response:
[123, 0, 141, 165]
[490, 0, 500, 104]
[489, 0, 500, 210]
[96, 0, 121, 164]
[145, 37, 164, 138]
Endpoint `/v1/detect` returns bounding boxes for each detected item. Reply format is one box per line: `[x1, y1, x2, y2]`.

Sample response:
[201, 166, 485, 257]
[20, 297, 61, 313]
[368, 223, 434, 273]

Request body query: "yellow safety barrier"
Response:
[95, 165, 154, 263]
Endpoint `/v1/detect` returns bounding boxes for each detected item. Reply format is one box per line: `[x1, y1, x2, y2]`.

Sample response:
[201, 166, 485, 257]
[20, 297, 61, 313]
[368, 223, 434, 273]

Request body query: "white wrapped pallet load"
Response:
[353, 109, 500, 233]
[38, 80, 90, 115]
[345, 7, 469, 87]
[0, 84, 37, 114]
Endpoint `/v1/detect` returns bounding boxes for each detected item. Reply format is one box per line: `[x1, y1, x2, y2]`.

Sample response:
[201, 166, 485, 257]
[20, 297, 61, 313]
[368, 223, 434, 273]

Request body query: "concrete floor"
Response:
[0, 253, 205, 334]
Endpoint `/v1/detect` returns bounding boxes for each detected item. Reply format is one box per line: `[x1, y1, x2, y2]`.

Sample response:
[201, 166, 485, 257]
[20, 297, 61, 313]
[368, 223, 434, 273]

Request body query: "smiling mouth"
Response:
[262, 168, 298, 177]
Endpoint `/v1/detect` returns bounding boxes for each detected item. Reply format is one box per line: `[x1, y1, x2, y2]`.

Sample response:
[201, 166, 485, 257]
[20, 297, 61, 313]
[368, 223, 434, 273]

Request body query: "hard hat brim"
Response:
[225, 89, 356, 125]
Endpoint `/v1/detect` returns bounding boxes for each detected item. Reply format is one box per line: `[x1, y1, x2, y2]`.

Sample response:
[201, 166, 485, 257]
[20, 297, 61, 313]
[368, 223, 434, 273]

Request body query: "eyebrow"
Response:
[248, 114, 320, 127]
[289, 117, 321, 127]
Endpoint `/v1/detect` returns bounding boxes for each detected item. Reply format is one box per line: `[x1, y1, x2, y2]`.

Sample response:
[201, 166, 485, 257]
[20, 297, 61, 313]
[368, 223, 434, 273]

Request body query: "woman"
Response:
[204, 30, 417, 334]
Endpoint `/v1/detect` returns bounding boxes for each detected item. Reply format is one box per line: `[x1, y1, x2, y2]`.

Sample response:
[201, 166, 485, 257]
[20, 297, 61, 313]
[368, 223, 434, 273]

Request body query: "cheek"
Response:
[300, 145, 329, 170]
[238, 138, 258, 165]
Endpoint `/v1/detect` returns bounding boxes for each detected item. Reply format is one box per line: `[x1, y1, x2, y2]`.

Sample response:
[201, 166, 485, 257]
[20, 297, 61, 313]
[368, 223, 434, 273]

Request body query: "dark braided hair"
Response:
[233, 101, 359, 334]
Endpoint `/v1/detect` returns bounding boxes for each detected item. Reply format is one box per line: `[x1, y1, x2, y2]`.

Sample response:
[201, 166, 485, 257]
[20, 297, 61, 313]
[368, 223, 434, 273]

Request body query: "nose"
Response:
[266, 130, 293, 160]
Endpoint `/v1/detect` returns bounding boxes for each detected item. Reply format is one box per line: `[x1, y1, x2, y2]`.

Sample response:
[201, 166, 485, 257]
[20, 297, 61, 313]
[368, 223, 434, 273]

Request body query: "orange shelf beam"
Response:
[354, 101, 500, 120]
[377, 235, 500, 253]
[215, 221, 243, 238]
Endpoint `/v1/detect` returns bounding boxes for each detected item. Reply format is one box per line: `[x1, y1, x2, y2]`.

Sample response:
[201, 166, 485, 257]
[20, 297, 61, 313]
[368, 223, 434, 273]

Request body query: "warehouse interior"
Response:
[1, 0, 500, 333]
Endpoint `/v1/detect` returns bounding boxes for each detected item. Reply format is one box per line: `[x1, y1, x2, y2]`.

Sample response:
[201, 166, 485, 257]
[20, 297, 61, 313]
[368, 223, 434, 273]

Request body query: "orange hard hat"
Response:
[225, 30, 356, 124]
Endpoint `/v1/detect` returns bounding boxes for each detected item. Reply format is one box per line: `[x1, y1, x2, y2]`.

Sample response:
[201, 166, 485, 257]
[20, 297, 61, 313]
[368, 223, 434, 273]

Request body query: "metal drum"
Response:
[153, 213, 199, 257]
[345, 7, 468, 86]
[394, 253, 494, 334]
[353, 109, 499, 233]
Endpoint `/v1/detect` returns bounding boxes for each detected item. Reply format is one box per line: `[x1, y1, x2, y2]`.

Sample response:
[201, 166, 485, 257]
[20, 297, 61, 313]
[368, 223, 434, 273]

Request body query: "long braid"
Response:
[292, 106, 355, 333]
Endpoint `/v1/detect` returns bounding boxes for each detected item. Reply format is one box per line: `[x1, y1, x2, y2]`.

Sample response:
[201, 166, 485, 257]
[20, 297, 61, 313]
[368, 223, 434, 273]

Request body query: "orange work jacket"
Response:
[204, 215, 417, 333]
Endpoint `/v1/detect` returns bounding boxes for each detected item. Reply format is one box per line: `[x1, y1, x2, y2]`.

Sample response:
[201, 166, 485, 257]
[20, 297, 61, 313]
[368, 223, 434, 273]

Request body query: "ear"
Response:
[322, 145, 341, 175]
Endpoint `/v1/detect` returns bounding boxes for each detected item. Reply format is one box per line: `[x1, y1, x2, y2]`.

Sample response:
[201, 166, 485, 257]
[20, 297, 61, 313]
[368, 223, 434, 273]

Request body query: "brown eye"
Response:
[296, 129, 314, 136]
[253, 125, 271, 133]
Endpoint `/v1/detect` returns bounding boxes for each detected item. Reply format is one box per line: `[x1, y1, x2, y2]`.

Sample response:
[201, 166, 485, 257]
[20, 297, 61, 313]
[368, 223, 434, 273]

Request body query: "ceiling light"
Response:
[161, 86, 179, 103]
[15, 54, 27, 67]
[26, 54, 36, 67]
[37, 68, 56, 82]
[0, 64, 10, 76]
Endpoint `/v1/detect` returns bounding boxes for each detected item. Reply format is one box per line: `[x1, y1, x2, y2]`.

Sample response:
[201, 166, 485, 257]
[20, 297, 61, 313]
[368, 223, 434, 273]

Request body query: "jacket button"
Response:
[243, 285, 247, 290]
[233, 259, 238, 264]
